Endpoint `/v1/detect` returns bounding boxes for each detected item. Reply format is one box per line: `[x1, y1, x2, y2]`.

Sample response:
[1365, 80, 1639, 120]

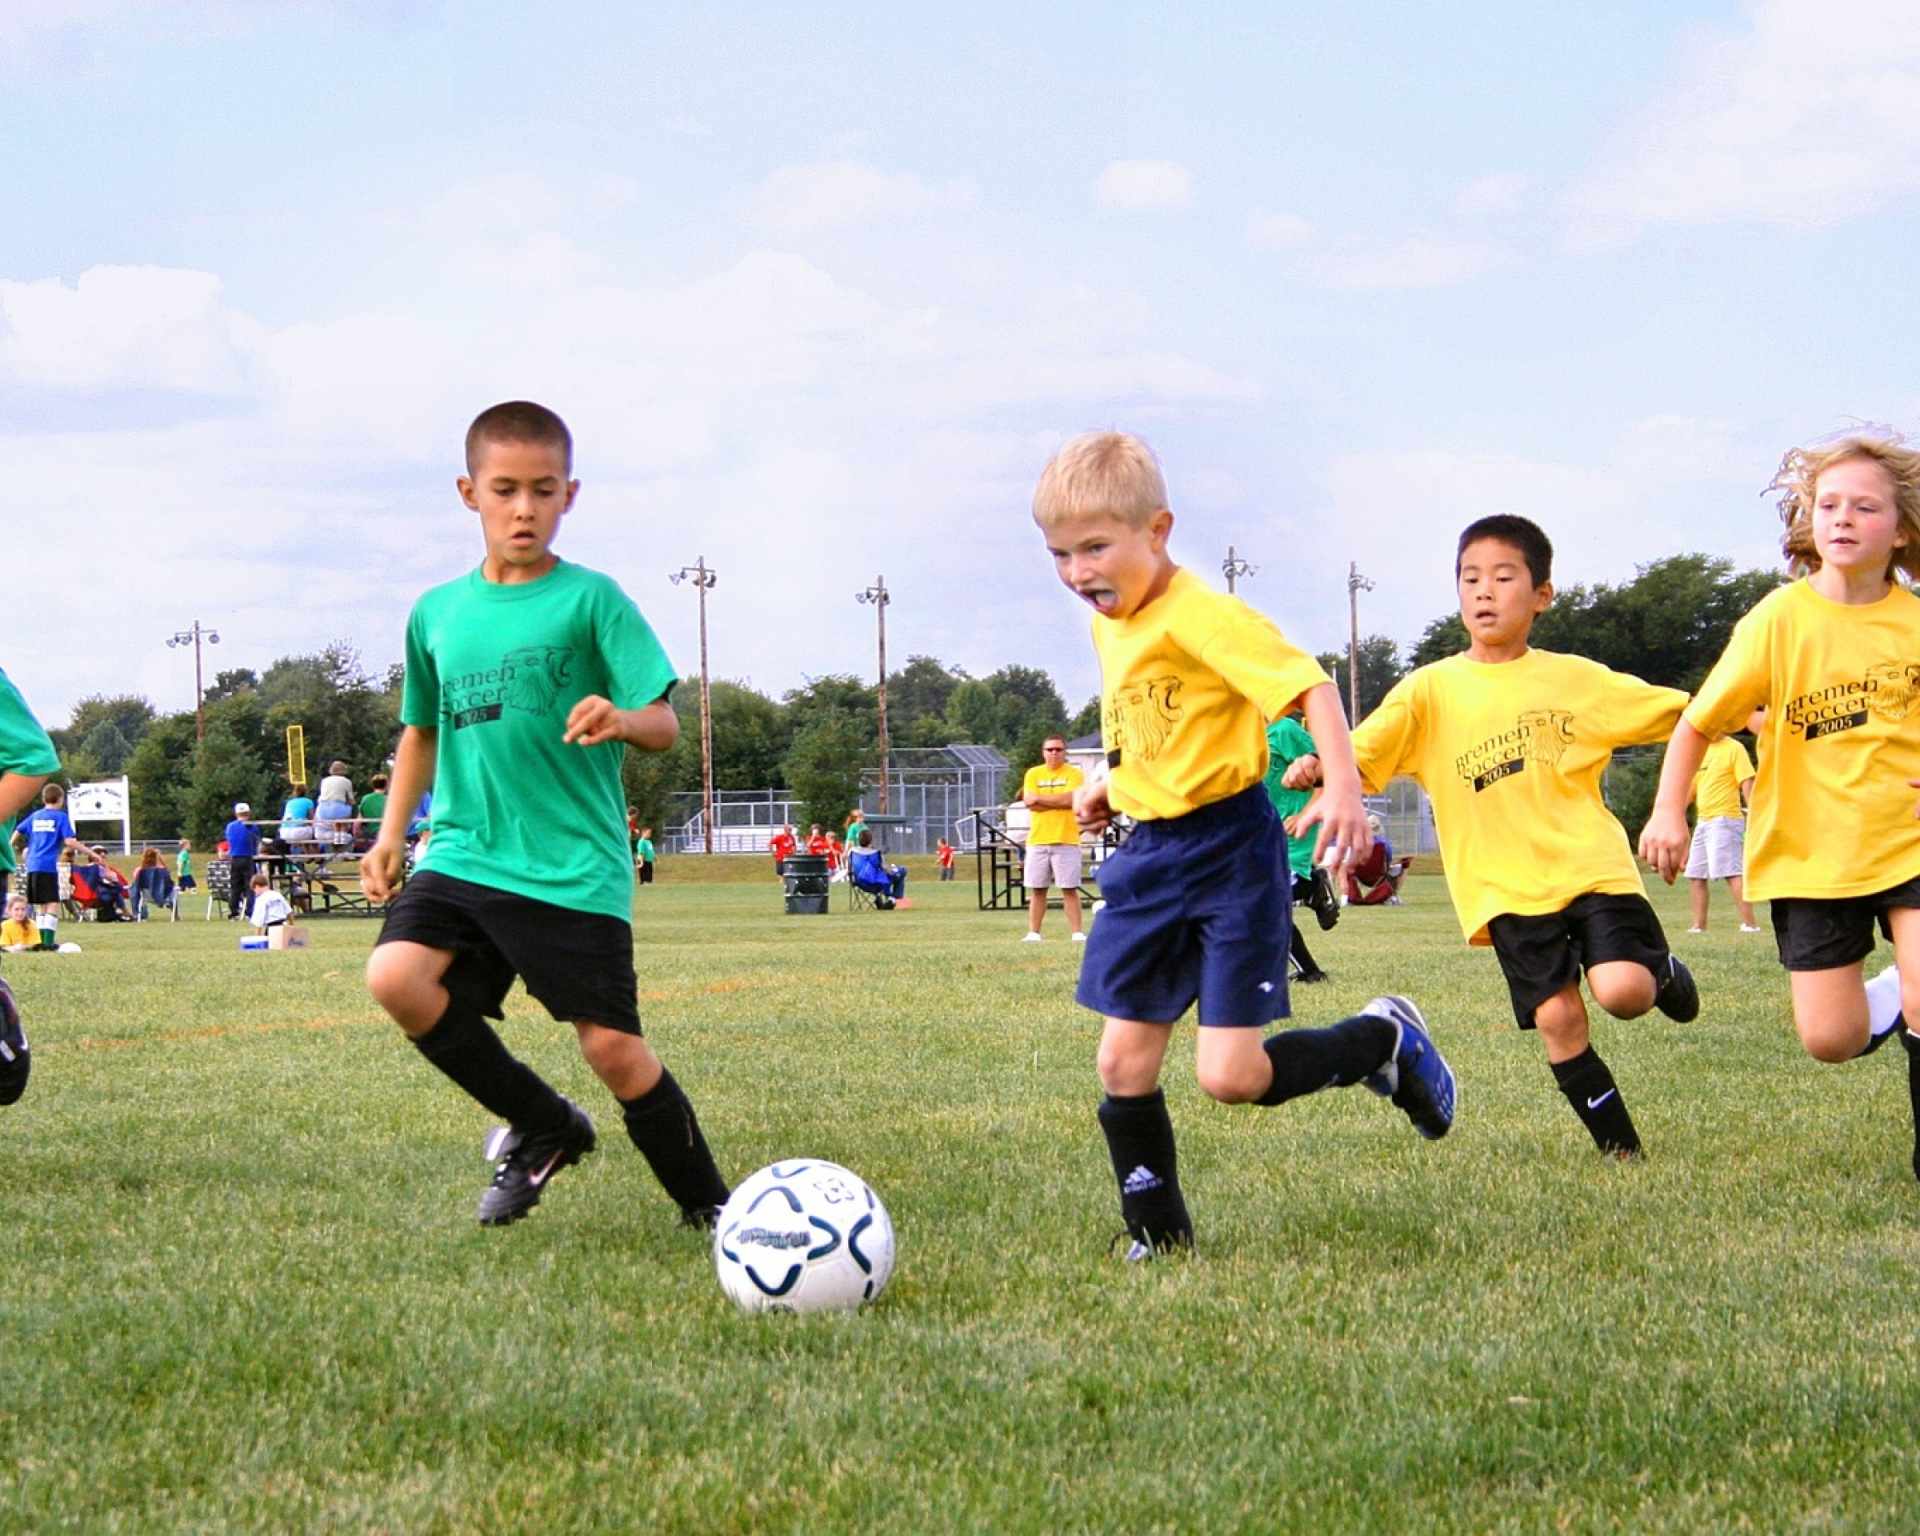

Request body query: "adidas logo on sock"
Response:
[1121, 1165, 1163, 1195]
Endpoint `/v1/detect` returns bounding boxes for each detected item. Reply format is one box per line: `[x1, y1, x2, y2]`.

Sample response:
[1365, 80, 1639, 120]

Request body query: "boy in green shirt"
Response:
[0, 667, 60, 1105]
[363, 402, 730, 1228]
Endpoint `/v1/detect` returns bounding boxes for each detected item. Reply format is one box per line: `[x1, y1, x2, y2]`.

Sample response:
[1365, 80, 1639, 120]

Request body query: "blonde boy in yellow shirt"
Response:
[1034, 432, 1455, 1258]
[1642, 434, 1920, 1181]
[1294, 514, 1698, 1158]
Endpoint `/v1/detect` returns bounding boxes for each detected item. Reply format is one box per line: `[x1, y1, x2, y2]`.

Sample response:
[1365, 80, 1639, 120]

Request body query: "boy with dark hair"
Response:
[362, 400, 731, 1229]
[13, 782, 80, 921]
[0, 669, 58, 1105]
[1034, 431, 1455, 1259]
[1295, 513, 1697, 1158]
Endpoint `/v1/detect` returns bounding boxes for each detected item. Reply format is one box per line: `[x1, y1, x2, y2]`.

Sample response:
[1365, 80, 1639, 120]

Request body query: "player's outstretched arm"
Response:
[1292, 683, 1372, 867]
[0, 772, 48, 826]
[363, 724, 437, 903]
[1638, 718, 1709, 884]
[563, 696, 679, 752]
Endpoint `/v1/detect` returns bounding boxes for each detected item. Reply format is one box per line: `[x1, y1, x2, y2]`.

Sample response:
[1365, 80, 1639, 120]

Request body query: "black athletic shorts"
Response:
[374, 870, 643, 1035]
[1486, 892, 1670, 1030]
[24, 871, 57, 906]
[1770, 875, 1920, 972]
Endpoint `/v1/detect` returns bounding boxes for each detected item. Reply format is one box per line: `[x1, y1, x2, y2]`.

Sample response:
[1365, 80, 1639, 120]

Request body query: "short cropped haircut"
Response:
[1032, 432, 1169, 531]
[1772, 433, 1920, 582]
[465, 400, 573, 476]
[41, 783, 63, 805]
[1456, 514, 1553, 587]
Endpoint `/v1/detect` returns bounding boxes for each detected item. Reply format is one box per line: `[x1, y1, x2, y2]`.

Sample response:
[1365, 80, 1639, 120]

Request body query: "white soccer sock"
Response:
[1866, 964, 1904, 1040]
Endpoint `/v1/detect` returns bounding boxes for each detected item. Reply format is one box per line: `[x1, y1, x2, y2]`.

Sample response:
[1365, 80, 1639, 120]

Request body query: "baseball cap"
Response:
[234, 802, 251, 815]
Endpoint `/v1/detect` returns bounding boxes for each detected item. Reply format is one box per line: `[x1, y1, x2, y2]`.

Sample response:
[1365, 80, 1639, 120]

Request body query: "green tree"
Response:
[125, 713, 199, 838]
[258, 642, 401, 789]
[203, 668, 259, 704]
[889, 656, 965, 746]
[783, 711, 869, 833]
[942, 679, 1000, 744]
[1313, 634, 1405, 722]
[981, 664, 1068, 752]
[53, 693, 156, 769]
[78, 719, 134, 776]
[1067, 694, 1102, 741]
[184, 725, 277, 845]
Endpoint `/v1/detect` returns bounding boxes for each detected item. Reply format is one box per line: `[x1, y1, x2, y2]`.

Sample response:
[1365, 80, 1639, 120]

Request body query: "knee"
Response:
[1194, 1059, 1265, 1105]
[1097, 1040, 1158, 1097]
[1797, 1015, 1865, 1064]
[1588, 971, 1657, 1019]
[1532, 992, 1588, 1053]
[365, 949, 435, 1032]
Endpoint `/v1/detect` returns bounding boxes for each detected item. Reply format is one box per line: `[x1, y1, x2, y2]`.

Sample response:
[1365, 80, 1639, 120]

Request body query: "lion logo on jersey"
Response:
[1106, 676, 1184, 765]
[1516, 709, 1575, 769]
[500, 646, 576, 718]
[1864, 662, 1920, 722]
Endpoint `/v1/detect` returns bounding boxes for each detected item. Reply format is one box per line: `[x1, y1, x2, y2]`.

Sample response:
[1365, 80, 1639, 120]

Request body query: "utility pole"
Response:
[669, 558, 718, 854]
[856, 575, 891, 813]
[166, 620, 221, 742]
[1346, 561, 1375, 723]
[1222, 545, 1256, 595]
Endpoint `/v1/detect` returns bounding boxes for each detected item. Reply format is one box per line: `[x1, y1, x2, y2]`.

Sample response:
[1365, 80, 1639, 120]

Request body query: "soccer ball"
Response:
[714, 1160, 896, 1314]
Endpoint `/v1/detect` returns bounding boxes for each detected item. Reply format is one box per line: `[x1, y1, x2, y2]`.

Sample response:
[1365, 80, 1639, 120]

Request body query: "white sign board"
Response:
[69, 776, 131, 855]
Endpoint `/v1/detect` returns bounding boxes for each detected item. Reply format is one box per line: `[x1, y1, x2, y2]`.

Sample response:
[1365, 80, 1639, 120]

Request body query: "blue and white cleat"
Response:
[1360, 995, 1455, 1140]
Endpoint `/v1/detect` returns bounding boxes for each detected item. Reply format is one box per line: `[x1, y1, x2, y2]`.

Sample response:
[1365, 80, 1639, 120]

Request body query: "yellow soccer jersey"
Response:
[1690, 736, 1754, 823]
[1686, 579, 1920, 901]
[1022, 761, 1085, 846]
[1353, 649, 1687, 944]
[1094, 568, 1328, 821]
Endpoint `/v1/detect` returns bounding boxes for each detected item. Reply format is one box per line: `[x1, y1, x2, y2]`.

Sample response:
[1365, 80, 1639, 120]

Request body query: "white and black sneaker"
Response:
[476, 1099, 596, 1226]
[0, 978, 27, 1106]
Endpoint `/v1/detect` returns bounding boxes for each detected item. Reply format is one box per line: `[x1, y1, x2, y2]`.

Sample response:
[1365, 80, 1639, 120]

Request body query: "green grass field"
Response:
[6, 860, 1920, 1533]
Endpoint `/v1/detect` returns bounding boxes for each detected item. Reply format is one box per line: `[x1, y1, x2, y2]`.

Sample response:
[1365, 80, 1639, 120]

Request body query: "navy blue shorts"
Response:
[1075, 784, 1290, 1028]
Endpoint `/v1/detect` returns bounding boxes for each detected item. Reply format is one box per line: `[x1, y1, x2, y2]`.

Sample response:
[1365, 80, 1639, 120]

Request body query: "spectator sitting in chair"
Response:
[130, 848, 175, 920]
[849, 830, 908, 908]
[316, 760, 355, 821]
[1344, 814, 1411, 907]
[93, 850, 132, 921]
[280, 785, 316, 844]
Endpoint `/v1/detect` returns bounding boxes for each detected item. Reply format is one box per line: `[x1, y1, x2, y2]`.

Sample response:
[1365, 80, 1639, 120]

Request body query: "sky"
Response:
[6, 0, 1920, 730]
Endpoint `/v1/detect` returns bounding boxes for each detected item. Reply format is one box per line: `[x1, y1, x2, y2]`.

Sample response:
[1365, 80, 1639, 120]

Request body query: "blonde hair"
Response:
[1771, 432, 1920, 582]
[1032, 432, 1169, 531]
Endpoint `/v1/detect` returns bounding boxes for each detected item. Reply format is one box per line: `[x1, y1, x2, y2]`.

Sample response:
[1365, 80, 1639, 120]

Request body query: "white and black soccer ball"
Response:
[714, 1160, 896, 1314]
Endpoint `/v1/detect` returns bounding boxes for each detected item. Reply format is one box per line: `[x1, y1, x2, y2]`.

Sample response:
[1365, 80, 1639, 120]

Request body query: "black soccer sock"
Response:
[1288, 926, 1321, 978]
[1550, 1047, 1641, 1157]
[1097, 1089, 1192, 1250]
[1900, 1031, 1920, 1183]
[411, 1003, 571, 1134]
[1255, 1014, 1397, 1106]
[621, 1067, 731, 1213]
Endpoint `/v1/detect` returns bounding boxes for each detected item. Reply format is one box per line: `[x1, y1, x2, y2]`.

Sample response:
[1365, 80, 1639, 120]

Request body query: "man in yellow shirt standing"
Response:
[1685, 731, 1759, 934]
[1022, 734, 1086, 942]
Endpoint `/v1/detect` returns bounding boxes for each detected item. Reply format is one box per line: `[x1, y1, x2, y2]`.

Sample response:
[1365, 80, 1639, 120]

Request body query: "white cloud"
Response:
[1321, 235, 1512, 291]
[1246, 211, 1315, 251]
[1566, 0, 1920, 247]
[753, 161, 977, 233]
[1093, 159, 1194, 212]
[1454, 173, 1534, 218]
[0, 266, 263, 394]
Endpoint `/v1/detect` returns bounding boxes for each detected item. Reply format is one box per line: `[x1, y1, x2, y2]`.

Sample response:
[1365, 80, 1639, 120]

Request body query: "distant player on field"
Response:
[1642, 433, 1920, 1180]
[1291, 514, 1698, 1159]
[362, 400, 730, 1229]
[1034, 431, 1455, 1259]
[0, 668, 59, 1105]
[1683, 733, 1759, 933]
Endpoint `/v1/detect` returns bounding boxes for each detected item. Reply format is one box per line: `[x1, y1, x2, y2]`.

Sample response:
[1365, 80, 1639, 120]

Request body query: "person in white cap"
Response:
[222, 802, 261, 919]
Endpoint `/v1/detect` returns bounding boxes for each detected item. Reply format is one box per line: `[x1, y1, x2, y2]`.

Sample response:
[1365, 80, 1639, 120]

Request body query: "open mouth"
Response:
[1078, 588, 1118, 614]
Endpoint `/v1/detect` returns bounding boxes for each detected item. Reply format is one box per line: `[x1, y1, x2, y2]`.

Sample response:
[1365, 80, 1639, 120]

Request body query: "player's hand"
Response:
[1074, 778, 1113, 834]
[563, 695, 624, 746]
[1637, 806, 1690, 884]
[361, 839, 406, 903]
[1280, 753, 1321, 791]
[1294, 777, 1371, 869]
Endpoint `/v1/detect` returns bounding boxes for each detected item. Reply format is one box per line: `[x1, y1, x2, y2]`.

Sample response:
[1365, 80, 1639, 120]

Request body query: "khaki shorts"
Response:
[1684, 817, 1745, 881]
[1023, 842, 1083, 891]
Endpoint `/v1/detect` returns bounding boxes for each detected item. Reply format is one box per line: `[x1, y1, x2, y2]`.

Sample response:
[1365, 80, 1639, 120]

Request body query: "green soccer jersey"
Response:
[635, 837, 655, 863]
[401, 560, 678, 921]
[1262, 716, 1318, 880]
[358, 791, 388, 827]
[0, 667, 60, 875]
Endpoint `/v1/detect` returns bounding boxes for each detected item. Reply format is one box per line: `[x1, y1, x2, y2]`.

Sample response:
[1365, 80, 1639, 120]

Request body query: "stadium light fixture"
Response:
[1346, 562, 1376, 723]
[1222, 545, 1257, 595]
[669, 559, 718, 855]
[855, 577, 891, 813]
[166, 620, 221, 742]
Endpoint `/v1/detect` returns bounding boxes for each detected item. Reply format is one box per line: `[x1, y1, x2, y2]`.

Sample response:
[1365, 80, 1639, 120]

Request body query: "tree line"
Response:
[47, 553, 1779, 845]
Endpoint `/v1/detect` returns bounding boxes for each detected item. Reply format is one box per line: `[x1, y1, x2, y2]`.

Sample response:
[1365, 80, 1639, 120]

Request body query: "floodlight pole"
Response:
[166, 619, 221, 742]
[669, 558, 718, 854]
[857, 575, 891, 813]
[1222, 545, 1256, 595]
[1346, 561, 1375, 723]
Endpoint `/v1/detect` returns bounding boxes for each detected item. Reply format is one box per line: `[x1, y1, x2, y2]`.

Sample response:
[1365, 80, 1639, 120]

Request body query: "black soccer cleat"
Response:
[0, 978, 28, 1107]
[1655, 954, 1700, 1023]
[476, 1099, 596, 1226]
[1308, 867, 1341, 931]
[678, 1202, 723, 1232]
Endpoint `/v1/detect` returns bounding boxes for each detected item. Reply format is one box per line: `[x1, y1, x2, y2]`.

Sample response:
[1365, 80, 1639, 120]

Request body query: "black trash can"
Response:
[783, 853, 830, 915]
